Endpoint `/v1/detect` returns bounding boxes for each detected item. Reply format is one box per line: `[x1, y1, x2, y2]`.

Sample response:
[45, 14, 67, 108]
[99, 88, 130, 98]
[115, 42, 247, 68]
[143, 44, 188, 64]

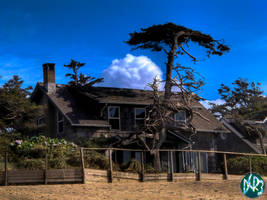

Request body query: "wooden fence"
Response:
[81, 147, 267, 183]
[0, 151, 84, 186]
[1, 148, 266, 185]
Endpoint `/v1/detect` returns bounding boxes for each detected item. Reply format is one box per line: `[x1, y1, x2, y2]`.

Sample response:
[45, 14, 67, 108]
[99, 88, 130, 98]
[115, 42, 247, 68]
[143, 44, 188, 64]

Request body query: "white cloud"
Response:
[200, 99, 225, 109]
[98, 54, 162, 89]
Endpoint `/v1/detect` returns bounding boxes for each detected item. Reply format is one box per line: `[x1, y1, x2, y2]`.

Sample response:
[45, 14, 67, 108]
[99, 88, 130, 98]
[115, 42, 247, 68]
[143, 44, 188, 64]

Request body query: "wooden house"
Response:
[31, 63, 260, 173]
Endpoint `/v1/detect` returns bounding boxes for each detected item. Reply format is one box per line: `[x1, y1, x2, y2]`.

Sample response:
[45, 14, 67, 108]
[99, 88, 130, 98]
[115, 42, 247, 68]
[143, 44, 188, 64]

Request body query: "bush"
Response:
[29, 144, 46, 158]
[145, 163, 157, 173]
[227, 156, 267, 176]
[83, 150, 109, 169]
[18, 158, 45, 170]
[120, 159, 142, 173]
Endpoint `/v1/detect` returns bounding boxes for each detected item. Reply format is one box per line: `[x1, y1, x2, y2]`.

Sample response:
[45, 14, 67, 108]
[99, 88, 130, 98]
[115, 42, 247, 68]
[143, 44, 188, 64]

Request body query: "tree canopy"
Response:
[64, 59, 103, 87]
[0, 75, 42, 135]
[126, 22, 230, 99]
[210, 78, 266, 120]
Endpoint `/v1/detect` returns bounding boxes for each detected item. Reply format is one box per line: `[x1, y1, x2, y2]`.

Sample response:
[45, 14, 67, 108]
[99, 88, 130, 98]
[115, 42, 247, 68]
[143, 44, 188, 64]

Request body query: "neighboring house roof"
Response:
[31, 83, 229, 133]
[221, 119, 262, 154]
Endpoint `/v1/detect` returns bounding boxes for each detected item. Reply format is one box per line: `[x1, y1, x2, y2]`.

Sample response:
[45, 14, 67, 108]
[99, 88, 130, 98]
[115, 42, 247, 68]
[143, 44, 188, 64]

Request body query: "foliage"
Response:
[0, 75, 43, 135]
[64, 59, 103, 87]
[125, 159, 142, 173]
[17, 158, 45, 170]
[126, 22, 229, 99]
[210, 78, 265, 119]
[227, 156, 267, 176]
[83, 150, 109, 169]
[144, 163, 157, 173]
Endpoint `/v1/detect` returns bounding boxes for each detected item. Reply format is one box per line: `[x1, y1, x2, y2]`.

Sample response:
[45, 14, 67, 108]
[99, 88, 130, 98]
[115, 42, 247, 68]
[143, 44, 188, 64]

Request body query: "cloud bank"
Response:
[98, 54, 162, 89]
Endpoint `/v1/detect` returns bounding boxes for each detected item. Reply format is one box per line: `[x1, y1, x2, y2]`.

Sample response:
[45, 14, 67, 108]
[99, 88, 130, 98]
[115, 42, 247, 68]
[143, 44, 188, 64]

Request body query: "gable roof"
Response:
[31, 83, 229, 133]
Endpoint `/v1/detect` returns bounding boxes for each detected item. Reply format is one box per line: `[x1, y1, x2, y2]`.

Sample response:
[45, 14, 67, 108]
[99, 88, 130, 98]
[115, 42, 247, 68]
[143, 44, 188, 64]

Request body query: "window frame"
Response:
[36, 116, 45, 127]
[174, 110, 187, 123]
[108, 106, 120, 130]
[134, 107, 146, 128]
[57, 110, 64, 135]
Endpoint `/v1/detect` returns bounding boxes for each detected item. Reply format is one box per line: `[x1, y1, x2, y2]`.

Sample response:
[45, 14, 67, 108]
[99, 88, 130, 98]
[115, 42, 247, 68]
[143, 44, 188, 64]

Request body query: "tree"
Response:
[0, 75, 42, 135]
[210, 78, 266, 154]
[124, 23, 229, 170]
[64, 59, 103, 87]
[126, 23, 229, 99]
[210, 78, 264, 119]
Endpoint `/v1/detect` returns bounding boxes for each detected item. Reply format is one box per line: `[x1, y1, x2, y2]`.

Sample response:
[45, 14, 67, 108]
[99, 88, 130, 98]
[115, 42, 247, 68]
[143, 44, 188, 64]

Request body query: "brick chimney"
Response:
[43, 63, 56, 94]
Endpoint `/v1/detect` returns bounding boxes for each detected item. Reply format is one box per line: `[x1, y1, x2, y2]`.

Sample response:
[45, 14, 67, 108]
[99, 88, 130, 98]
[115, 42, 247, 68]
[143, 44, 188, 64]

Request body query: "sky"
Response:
[0, 0, 266, 103]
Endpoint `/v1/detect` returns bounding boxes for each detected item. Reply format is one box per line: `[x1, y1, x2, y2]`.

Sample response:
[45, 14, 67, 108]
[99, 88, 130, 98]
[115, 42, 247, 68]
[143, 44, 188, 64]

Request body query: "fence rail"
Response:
[1, 147, 266, 185]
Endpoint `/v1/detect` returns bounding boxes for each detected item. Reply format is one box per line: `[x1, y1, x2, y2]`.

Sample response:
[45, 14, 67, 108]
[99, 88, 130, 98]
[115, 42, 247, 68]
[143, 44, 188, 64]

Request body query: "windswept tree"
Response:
[126, 23, 230, 99]
[64, 59, 103, 87]
[125, 23, 230, 170]
[0, 75, 42, 135]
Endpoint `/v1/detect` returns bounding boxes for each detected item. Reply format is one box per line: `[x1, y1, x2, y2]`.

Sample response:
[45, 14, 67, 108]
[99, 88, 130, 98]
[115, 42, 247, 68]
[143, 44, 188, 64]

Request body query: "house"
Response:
[31, 63, 260, 172]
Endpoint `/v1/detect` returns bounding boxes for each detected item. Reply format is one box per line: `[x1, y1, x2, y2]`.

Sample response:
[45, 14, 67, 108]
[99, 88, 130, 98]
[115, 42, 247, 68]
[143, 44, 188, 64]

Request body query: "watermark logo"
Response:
[240, 173, 265, 198]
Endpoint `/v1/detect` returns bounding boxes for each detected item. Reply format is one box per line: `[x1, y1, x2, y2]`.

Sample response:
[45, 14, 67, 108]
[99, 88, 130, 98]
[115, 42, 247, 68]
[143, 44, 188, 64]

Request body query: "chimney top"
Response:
[43, 63, 56, 94]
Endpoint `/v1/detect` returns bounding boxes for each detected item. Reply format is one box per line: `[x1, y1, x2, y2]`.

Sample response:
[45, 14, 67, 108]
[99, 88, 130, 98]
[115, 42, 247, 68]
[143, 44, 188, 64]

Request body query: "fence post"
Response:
[108, 149, 113, 183]
[249, 156, 252, 174]
[80, 148, 85, 184]
[44, 151, 48, 184]
[168, 151, 174, 182]
[196, 151, 201, 181]
[140, 151, 145, 182]
[4, 152, 8, 186]
[223, 153, 228, 180]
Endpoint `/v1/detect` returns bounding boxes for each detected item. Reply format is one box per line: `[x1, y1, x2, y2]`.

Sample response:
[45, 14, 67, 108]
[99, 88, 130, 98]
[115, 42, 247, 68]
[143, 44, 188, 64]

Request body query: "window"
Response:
[57, 111, 64, 134]
[36, 117, 45, 127]
[135, 108, 145, 129]
[108, 106, 120, 130]
[174, 110, 186, 123]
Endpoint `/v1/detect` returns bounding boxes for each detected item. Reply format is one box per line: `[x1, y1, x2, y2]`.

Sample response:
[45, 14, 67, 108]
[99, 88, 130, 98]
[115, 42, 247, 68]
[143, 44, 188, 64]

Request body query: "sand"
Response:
[0, 179, 266, 200]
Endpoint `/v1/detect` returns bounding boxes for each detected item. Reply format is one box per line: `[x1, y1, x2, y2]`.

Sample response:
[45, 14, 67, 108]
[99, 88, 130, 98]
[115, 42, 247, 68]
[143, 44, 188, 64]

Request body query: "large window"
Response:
[135, 108, 145, 129]
[108, 106, 120, 130]
[174, 110, 186, 124]
[57, 111, 64, 134]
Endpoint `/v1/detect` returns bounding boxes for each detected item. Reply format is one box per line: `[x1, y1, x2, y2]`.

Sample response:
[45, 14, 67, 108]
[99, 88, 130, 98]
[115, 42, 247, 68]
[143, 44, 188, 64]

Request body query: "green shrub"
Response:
[18, 158, 45, 170]
[83, 150, 109, 169]
[145, 163, 157, 173]
[29, 144, 47, 158]
[227, 156, 267, 176]
[125, 159, 142, 173]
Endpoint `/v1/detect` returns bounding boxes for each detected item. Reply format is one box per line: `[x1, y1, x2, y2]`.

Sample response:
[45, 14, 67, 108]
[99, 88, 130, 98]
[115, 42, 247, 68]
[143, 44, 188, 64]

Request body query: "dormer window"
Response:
[108, 106, 120, 130]
[135, 108, 146, 129]
[57, 111, 64, 134]
[174, 110, 186, 123]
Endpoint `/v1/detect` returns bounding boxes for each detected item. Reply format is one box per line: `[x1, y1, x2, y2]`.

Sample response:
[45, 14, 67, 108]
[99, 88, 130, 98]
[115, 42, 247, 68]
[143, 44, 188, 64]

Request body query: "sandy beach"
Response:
[0, 179, 266, 200]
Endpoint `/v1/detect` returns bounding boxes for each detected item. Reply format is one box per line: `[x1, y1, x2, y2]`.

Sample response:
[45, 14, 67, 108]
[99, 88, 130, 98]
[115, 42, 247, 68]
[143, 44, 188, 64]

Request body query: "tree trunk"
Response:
[164, 31, 184, 100]
[152, 150, 161, 172]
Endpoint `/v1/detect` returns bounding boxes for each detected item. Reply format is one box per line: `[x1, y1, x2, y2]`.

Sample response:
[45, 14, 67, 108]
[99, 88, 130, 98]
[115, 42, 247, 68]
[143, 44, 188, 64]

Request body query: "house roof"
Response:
[31, 83, 229, 133]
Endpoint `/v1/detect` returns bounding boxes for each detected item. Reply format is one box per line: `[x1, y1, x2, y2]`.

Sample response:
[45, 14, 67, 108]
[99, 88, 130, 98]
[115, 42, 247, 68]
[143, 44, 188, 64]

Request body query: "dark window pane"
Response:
[109, 119, 120, 129]
[58, 121, 64, 133]
[58, 112, 63, 121]
[174, 111, 186, 121]
[109, 107, 119, 118]
[135, 108, 145, 119]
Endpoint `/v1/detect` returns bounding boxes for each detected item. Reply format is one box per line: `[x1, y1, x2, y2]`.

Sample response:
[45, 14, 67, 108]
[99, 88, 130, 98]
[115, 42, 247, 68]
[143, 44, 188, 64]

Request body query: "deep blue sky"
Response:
[0, 0, 266, 100]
